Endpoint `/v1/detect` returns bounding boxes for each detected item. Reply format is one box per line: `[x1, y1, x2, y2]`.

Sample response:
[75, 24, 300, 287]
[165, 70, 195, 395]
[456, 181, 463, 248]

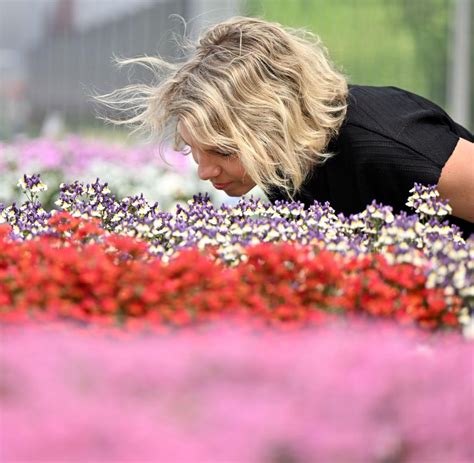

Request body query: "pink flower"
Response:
[1, 323, 472, 462]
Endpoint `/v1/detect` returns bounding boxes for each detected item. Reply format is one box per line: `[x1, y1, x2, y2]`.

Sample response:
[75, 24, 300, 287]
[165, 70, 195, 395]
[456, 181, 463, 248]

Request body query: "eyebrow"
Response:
[180, 137, 232, 156]
[180, 138, 210, 152]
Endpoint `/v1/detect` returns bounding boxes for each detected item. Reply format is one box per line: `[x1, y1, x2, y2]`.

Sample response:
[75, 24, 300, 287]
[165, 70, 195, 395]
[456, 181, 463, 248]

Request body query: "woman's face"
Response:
[178, 124, 256, 197]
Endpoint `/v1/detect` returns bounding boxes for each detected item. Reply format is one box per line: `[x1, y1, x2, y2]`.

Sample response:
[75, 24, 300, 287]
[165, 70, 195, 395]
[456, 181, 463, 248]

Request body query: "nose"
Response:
[196, 154, 222, 181]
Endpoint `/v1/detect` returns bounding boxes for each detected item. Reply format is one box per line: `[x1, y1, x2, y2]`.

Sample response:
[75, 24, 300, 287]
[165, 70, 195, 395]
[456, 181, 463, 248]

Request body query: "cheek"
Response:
[227, 163, 245, 179]
[226, 157, 244, 173]
[236, 161, 250, 179]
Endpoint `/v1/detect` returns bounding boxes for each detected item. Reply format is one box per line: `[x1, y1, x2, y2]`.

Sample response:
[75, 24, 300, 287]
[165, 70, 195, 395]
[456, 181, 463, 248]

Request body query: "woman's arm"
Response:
[437, 137, 474, 223]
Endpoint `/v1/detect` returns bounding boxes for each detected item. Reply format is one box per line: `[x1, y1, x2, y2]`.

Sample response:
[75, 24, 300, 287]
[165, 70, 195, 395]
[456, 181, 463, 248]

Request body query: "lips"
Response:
[212, 182, 232, 190]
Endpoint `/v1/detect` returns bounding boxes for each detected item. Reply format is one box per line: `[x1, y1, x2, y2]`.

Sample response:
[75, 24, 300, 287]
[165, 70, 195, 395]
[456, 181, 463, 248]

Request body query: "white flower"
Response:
[462, 317, 474, 340]
[32, 182, 48, 193]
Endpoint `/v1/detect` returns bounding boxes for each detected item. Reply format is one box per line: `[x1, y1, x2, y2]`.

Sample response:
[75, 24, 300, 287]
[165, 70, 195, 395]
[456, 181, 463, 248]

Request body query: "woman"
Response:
[99, 16, 474, 237]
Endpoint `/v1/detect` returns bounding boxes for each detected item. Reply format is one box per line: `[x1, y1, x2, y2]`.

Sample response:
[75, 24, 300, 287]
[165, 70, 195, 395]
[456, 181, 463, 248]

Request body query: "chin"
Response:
[224, 190, 243, 197]
[227, 185, 256, 197]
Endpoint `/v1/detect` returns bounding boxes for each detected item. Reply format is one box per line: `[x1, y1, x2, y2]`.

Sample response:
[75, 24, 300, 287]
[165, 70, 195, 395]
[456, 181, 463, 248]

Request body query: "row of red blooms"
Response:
[0, 212, 461, 334]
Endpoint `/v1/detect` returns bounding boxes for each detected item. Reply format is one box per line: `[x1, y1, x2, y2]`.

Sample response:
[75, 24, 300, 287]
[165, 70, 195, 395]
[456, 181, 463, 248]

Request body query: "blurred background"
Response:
[0, 0, 472, 141]
[0, 0, 472, 208]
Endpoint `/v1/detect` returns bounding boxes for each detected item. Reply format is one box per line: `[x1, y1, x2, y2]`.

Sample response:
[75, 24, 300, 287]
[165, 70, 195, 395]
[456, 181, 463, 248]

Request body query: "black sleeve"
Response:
[392, 88, 473, 166]
[347, 85, 473, 168]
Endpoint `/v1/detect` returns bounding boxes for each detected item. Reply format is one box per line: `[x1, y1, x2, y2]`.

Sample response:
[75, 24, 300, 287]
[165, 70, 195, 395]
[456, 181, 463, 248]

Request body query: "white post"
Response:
[447, 0, 471, 128]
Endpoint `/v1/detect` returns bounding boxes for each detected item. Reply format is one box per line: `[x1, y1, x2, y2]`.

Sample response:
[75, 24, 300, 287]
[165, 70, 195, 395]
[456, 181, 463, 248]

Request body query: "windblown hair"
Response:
[96, 16, 348, 198]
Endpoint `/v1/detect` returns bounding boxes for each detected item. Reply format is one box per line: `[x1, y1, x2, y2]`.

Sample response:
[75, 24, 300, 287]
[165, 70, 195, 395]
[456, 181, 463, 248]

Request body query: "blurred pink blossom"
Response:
[1, 322, 472, 462]
[6, 135, 189, 176]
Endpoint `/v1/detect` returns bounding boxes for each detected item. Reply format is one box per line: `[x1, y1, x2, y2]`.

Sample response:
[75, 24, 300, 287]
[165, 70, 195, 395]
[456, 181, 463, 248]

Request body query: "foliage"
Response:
[243, 0, 457, 114]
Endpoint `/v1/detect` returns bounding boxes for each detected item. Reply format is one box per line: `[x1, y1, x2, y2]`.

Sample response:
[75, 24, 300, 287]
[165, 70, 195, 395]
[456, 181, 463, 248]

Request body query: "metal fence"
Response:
[27, 1, 186, 125]
[2, 0, 238, 134]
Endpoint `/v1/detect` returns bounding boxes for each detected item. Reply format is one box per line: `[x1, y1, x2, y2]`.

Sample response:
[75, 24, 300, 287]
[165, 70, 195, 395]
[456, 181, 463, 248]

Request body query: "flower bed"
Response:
[0, 217, 463, 332]
[0, 175, 472, 334]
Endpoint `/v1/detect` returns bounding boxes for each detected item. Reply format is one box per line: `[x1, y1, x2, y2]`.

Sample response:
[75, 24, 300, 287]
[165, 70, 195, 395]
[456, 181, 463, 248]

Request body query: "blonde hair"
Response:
[96, 16, 348, 198]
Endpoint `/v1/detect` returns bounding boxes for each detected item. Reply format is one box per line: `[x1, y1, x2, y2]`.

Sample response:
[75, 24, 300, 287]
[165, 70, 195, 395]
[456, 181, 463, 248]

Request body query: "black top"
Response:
[268, 85, 474, 238]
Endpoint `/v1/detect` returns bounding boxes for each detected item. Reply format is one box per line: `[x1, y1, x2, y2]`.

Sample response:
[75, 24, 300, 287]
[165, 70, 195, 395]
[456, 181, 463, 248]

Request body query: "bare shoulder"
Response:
[437, 137, 474, 223]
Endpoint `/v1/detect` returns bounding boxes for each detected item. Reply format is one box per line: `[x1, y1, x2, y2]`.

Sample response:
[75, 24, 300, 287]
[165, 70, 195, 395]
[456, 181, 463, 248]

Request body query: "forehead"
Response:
[177, 121, 218, 153]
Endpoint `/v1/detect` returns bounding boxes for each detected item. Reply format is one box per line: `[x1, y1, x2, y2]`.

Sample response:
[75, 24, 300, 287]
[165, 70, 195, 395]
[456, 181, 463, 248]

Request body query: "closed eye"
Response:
[208, 147, 234, 158]
[181, 143, 232, 157]
[214, 150, 233, 158]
